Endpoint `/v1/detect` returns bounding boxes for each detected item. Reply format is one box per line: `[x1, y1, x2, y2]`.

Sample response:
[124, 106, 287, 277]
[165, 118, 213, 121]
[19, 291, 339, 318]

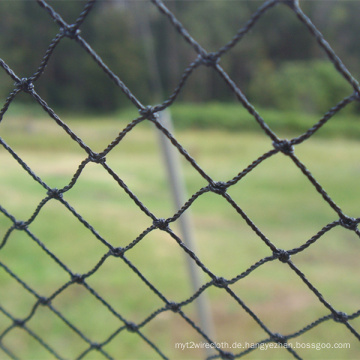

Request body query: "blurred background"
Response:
[0, 1, 360, 359]
[1, 0, 360, 116]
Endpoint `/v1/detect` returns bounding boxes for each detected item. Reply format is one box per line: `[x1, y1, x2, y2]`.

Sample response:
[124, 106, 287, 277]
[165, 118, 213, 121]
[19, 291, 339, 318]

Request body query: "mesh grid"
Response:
[0, 1, 359, 359]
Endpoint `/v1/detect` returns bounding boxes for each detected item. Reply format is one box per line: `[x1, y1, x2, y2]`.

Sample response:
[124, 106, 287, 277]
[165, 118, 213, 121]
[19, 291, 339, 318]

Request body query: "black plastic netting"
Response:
[0, 1, 359, 359]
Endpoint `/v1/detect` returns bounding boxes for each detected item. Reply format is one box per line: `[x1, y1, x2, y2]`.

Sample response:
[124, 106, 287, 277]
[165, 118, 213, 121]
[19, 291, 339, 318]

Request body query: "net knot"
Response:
[91, 342, 102, 350]
[153, 218, 169, 230]
[61, 24, 81, 39]
[166, 301, 181, 313]
[89, 152, 106, 164]
[352, 90, 360, 101]
[199, 52, 219, 67]
[47, 188, 63, 200]
[139, 106, 157, 121]
[38, 297, 50, 306]
[208, 181, 227, 195]
[333, 311, 348, 323]
[339, 216, 358, 230]
[110, 247, 125, 258]
[126, 322, 138, 332]
[273, 249, 290, 263]
[71, 273, 85, 284]
[220, 351, 235, 360]
[14, 221, 27, 230]
[272, 333, 287, 345]
[14, 319, 25, 327]
[273, 139, 294, 155]
[213, 276, 228, 288]
[16, 78, 34, 93]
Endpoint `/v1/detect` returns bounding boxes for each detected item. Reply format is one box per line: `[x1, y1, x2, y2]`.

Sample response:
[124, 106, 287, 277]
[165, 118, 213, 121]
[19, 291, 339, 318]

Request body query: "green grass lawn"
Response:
[0, 109, 360, 359]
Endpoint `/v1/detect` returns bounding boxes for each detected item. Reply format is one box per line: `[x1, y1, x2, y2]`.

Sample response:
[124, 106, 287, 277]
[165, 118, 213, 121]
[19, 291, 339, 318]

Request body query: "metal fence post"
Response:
[133, 1, 216, 352]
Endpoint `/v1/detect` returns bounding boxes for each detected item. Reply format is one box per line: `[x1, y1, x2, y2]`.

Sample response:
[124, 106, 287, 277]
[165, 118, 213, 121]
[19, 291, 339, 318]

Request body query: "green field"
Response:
[0, 108, 360, 359]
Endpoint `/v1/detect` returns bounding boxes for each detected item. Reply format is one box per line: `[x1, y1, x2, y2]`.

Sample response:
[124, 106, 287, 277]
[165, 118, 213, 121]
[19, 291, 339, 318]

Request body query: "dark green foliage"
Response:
[0, 1, 359, 114]
[169, 102, 360, 139]
[248, 60, 354, 113]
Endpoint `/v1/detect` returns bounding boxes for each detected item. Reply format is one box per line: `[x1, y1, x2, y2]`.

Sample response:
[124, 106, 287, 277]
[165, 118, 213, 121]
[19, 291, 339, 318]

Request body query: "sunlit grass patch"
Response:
[0, 112, 359, 359]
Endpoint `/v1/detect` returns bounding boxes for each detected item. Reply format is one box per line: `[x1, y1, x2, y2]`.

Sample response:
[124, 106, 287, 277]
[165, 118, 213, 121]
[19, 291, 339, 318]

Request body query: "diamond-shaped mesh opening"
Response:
[139, 308, 208, 359]
[0, 2, 59, 76]
[293, 323, 360, 360]
[229, 260, 329, 334]
[0, 269, 36, 320]
[186, 192, 270, 278]
[293, 227, 360, 312]
[0, 326, 58, 360]
[61, 161, 154, 246]
[50, 284, 123, 342]
[124, 228, 195, 302]
[102, 322, 168, 360]
[228, 152, 338, 248]
[0, 229, 69, 297]
[27, 200, 108, 275]
[0, 150, 47, 220]
[104, 122, 176, 218]
[22, 305, 88, 359]
[295, 136, 360, 214]
[85, 255, 166, 322]
[0, 312, 12, 335]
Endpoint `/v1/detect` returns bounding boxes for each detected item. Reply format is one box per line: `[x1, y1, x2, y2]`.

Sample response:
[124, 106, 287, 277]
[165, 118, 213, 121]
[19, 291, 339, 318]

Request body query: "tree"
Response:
[0, 0, 359, 114]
